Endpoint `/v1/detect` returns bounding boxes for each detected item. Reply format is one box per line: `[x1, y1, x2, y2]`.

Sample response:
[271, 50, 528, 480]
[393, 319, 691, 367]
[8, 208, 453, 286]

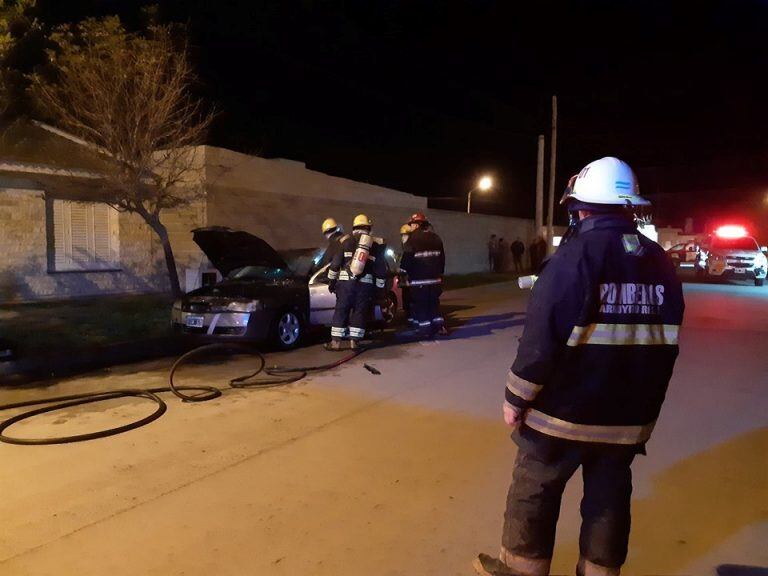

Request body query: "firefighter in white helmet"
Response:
[475, 157, 684, 576]
[316, 217, 347, 271]
[326, 214, 387, 350]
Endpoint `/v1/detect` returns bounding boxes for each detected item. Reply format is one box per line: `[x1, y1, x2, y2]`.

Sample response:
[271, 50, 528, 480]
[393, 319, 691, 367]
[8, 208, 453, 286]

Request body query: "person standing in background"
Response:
[511, 237, 525, 273]
[488, 234, 498, 272]
[497, 237, 508, 272]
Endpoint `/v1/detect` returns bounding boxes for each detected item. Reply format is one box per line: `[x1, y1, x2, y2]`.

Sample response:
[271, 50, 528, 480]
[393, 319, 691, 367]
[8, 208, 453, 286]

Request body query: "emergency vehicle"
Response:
[695, 225, 768, 286]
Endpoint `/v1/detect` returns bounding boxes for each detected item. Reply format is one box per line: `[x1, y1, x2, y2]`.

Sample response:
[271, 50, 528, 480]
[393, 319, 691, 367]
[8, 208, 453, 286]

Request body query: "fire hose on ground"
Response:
[0, 343, 366, 446]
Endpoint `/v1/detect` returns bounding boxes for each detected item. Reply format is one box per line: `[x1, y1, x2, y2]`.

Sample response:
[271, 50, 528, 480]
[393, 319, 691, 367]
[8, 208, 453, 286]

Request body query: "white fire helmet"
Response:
[561, 157, 650, 207]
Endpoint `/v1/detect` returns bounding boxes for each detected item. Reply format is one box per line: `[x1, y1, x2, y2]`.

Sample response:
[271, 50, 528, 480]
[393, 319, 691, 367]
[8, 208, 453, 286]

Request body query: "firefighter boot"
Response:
[324, 338, 343, 351]
[473, 554, 519, 576]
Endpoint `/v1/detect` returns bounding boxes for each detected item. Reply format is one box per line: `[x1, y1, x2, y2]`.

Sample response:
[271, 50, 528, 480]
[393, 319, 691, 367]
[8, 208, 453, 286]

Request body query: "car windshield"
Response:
[225, 247, 321, 281]
[229, 266, 289, 280]
[280, 247, 323, 278]
[711, 237, 759, 251]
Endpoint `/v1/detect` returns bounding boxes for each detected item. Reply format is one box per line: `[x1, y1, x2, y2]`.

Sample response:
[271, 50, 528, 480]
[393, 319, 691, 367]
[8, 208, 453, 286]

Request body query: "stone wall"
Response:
[205, 184, 532, 274]
[201, 146, 533, 275]
[0, 144, 534, 301]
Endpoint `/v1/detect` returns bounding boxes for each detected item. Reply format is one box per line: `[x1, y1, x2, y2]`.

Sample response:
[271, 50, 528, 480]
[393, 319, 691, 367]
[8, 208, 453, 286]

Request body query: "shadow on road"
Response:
[717, 565, 768, 576]
[555, 428, 768, 574]
[446, 311, 526, 340]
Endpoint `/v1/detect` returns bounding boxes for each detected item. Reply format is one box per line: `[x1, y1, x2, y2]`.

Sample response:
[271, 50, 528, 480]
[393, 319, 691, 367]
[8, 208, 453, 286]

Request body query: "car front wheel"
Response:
[755, 278, 765, 287]
[381, 292, 398, 325]
[272, 310, 303, 349]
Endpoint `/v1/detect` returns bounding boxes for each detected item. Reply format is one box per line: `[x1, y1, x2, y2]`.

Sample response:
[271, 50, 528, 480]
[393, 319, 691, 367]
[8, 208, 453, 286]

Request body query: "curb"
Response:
[0, 337, 188, 386]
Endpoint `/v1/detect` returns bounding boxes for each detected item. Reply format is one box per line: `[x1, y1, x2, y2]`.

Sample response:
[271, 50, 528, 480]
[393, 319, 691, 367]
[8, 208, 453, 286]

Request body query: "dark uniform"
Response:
[327, 233, 387, 341]
[501, 214, 685, 574]
[400, 227, 445, 333]
[316, 229, 346, 271]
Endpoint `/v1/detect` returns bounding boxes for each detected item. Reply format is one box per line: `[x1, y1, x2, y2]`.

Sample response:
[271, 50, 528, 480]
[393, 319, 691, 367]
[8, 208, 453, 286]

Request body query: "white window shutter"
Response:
[93, 203, 111, 267]
[50, 200, 121, 272]
[52, 200, 73, 270]
[109, 207, 120, 264]
[69, 202, 89, 269]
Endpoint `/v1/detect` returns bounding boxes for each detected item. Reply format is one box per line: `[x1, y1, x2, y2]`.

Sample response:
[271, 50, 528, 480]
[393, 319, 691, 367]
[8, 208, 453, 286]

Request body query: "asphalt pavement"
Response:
[0, 277, 766, 575]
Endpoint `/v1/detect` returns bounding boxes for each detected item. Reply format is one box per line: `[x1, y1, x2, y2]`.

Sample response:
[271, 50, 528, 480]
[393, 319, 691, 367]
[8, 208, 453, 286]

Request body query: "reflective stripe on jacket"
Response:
[400, 228, 445, 284]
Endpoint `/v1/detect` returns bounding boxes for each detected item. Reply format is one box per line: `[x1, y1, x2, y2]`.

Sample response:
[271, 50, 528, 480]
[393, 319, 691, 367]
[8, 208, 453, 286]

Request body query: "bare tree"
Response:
[30, 17, 212, 296]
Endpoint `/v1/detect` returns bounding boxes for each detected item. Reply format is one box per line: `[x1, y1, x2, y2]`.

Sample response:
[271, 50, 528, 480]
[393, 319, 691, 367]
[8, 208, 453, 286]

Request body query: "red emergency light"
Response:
[715, 225, 748, 239]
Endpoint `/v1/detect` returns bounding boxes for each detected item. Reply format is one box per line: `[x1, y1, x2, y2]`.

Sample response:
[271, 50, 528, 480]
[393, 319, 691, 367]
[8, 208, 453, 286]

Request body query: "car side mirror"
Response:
[761, 246, 767, 252]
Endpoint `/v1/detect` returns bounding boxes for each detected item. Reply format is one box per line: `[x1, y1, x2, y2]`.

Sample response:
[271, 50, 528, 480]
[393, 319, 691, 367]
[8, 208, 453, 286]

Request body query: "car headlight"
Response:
[225, 300, 261, 313]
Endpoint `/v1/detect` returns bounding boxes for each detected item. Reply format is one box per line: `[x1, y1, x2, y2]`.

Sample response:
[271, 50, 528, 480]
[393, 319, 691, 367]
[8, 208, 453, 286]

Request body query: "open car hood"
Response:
[192, 227, 288, 276]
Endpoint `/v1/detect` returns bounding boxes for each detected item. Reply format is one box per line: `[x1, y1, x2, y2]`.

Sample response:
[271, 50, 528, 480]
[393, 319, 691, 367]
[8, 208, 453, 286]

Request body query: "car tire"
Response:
[381, 292, 398, 325]
[271, 309, 303, 349]
[755, 278, 765, 287]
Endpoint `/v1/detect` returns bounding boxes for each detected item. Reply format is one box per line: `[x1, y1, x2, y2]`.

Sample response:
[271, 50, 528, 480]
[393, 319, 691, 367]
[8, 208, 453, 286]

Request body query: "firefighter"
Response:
[398, 223, 414, 325]
[326, 214, 387, 350]
[316, 217, 346, 271]
[399, 212, 446, 337]
[474, 157, 685, 576]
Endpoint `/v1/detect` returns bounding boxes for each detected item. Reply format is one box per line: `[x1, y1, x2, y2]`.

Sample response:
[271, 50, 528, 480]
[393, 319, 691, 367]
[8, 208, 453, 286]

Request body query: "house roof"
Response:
[0, 119, 116, 176]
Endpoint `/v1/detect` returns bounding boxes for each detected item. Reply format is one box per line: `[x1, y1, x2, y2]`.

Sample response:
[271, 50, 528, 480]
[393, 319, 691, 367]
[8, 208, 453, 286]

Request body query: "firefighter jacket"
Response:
[316, 231, 346, 271]
[400, 229, 445, 286]
[506, 214, 685, 446]
[327, 232, 388, 290]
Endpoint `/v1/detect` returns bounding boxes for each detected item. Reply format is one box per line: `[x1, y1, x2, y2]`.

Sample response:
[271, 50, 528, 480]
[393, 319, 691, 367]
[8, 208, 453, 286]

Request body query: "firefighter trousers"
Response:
[409, 284, 443, 330]
[331, 280, 373, 340]
[501, 425, 637, 576]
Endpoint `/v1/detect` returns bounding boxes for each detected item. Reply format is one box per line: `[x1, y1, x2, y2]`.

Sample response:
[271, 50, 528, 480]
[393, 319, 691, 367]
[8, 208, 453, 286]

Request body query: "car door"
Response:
[668, 243, 685, 261]
[308, 264, 337, 326]
[685, 243, 699, 262]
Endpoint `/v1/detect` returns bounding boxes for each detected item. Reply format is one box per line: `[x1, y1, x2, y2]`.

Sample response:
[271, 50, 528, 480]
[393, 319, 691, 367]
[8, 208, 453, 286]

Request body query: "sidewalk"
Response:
[1, 275, 529, 386]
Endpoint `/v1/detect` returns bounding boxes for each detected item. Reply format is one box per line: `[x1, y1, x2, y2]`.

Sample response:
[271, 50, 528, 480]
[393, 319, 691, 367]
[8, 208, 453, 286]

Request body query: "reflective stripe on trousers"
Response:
[348, 326, 366, 339]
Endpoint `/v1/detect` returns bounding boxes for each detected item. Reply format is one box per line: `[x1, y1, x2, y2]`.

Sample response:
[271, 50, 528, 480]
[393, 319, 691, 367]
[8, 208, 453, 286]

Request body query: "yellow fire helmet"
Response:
[353, 214, 372, 228]
[399, 224, 412, 235]
[321, 218, 338, 234]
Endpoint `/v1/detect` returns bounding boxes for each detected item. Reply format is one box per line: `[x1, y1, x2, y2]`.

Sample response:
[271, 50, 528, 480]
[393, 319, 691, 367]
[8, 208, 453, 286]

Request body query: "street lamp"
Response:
[467, 175, 493, 214]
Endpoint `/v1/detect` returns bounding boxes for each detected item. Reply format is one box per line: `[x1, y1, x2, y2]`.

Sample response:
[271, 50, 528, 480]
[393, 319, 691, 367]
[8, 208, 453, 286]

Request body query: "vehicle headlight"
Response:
[225, 300, 260, 313]
[173, 299, 183, 310]
[755, 253, 767, 267]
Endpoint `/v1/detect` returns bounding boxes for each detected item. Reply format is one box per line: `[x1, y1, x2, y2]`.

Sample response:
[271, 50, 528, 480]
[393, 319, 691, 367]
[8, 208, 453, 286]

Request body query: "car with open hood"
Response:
[171, 227, 400, 348]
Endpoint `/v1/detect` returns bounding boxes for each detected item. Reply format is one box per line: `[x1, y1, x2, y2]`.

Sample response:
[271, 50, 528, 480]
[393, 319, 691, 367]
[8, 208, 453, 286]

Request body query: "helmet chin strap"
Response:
[559, 209, 581, 247]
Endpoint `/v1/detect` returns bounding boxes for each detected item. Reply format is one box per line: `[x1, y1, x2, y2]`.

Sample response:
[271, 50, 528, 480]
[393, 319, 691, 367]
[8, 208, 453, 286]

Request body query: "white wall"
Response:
[200, 146, 534, 274]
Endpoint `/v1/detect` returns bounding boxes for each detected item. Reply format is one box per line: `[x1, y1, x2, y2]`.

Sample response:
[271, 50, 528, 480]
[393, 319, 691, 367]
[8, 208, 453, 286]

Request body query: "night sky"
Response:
[30, 0, 768, 222]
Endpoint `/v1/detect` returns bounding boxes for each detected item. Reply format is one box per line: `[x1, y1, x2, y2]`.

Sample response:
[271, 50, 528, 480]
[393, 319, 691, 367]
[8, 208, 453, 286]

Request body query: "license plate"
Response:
[734, 268, 746, 274]
[185, 315, 204, 328]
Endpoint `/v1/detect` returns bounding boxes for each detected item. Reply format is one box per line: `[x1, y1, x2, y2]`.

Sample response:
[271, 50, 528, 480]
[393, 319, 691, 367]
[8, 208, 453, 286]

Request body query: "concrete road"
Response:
[1, 279, 766, 576]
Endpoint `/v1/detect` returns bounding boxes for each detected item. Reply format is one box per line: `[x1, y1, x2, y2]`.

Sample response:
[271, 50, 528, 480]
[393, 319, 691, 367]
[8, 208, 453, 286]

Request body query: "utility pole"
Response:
[535, 134, 545, 237]
[547, 95, 557, 253]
